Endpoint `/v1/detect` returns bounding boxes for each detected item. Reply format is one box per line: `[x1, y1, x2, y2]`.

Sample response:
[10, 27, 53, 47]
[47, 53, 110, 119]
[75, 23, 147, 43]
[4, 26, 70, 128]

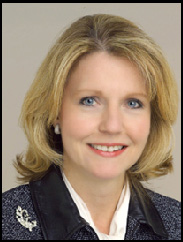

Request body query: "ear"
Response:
[53, 116, 60, 128]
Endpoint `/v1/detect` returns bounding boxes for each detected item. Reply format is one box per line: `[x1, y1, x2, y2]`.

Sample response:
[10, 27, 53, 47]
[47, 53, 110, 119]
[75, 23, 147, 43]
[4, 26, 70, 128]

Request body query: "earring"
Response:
[55, 124, 61, 135]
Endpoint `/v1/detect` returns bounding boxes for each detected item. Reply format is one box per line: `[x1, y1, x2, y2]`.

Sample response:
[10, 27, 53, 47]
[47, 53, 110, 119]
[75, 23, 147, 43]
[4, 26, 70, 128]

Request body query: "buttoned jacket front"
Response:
[2, 165, 181, 240]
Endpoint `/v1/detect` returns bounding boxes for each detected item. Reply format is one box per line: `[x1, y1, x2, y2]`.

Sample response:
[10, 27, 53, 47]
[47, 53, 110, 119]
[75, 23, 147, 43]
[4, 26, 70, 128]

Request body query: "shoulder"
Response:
[145, 188, 181, 240]
[3, 184, 32, 206]
[2, 185, 43, 240]
[145, 188, 181, 213]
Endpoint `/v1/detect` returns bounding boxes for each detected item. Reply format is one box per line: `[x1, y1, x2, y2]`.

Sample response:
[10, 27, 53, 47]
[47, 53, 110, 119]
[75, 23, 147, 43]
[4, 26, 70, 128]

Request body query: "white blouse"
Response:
[63, 173, 131, 240]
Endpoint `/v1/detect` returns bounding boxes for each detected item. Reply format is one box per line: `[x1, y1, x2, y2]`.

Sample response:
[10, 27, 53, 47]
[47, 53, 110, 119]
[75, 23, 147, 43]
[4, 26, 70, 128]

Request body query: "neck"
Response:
[63, 165, 125, 200]
[62, 166, 126, 234]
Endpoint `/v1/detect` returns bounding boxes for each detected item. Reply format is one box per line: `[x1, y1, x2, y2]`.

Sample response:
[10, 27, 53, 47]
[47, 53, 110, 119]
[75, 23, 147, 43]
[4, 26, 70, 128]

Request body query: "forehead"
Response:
[65, 52, 147, 95]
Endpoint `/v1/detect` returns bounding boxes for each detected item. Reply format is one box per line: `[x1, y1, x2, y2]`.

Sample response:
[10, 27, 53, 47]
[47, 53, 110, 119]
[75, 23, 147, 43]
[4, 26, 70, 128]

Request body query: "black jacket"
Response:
[2, 165, 181, 240]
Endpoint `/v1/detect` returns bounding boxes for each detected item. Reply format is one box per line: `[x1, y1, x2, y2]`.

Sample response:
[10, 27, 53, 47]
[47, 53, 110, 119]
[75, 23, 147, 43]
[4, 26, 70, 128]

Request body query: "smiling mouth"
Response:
[87, 143, 128, 158]
[87, 143, 128, 152]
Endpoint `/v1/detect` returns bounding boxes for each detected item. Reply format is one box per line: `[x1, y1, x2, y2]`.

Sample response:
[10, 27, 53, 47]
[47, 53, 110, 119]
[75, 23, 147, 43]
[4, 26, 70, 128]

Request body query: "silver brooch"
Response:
[16, 206, 37, 232]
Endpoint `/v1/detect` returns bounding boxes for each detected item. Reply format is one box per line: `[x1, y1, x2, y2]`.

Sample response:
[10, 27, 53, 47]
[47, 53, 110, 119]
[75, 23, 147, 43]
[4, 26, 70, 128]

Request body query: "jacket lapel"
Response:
[29, 165, 87, 240]
[126, 184, 168, 239]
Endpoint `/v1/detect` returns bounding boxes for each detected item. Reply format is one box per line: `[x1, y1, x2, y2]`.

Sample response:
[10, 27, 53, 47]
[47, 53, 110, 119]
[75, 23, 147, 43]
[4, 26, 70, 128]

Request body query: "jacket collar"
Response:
[128, 184, 168, 238]
[29, 165, 87, 240]
[29, 165, 168, 240]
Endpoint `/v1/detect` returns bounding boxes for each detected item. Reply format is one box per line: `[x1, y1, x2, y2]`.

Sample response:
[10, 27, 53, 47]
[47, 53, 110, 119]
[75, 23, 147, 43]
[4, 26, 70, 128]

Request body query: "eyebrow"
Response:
[74, 89, 102, 95]
[74, 89, 147, 98]
[125, 92, 148, 98]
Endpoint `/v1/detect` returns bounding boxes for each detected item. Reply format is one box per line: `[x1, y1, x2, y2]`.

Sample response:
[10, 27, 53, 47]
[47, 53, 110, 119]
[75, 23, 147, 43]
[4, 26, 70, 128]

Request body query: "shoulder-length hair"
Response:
[14, 14, 179, 187]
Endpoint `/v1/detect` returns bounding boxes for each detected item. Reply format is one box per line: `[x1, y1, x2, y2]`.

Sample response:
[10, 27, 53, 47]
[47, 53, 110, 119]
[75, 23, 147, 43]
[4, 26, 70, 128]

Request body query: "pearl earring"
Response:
[55, 124, 61, 135]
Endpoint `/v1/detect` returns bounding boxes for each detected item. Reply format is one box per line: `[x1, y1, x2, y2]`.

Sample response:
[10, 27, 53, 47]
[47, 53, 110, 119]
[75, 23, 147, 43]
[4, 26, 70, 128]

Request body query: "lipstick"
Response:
[87, 143, 127, 158]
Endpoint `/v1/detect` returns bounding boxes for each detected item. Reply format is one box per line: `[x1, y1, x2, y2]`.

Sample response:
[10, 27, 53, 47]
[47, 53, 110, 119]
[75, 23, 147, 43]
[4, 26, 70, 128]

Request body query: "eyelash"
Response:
[79, 97, 96, 106]
[127, 99, 143, 109]
[79, 97, 143, 109]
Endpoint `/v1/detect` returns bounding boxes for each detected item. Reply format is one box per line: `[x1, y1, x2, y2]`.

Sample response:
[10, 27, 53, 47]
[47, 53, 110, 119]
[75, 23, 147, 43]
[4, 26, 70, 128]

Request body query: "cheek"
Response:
[126, 116, 150, 143]
[60, 108, 96, 140]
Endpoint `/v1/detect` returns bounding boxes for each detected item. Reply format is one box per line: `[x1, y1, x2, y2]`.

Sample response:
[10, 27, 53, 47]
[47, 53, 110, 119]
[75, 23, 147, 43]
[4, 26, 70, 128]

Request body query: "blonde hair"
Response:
[14, 14, 179, 187]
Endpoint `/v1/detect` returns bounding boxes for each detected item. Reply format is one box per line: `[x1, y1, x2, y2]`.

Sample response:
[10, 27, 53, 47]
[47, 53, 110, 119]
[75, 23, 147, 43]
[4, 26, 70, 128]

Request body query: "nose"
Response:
[99, 104, 124, 135]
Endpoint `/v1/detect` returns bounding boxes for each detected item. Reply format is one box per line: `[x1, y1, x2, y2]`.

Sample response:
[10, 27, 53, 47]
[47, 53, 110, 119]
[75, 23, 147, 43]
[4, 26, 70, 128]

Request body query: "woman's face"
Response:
[58, 52, 150, 181]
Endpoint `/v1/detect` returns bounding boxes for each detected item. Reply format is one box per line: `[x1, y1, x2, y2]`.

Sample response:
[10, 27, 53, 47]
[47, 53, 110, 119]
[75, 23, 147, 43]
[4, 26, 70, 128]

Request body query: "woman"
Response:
[2, 14, 181, 240]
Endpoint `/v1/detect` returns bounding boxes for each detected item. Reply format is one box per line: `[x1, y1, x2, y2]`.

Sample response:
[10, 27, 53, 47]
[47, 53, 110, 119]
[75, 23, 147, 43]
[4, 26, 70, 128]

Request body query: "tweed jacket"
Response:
[2, 165, 181, 240]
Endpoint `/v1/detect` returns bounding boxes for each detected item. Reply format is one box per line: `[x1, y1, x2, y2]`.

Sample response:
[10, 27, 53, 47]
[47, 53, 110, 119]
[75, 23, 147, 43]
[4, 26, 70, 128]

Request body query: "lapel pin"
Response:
[16, 206, 37, 232]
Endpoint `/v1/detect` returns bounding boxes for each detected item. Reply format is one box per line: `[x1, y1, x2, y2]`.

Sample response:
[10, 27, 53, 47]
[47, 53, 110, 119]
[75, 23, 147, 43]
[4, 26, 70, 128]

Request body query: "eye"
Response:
[127, 99, 143, 109]
[79, 97, 96, 106]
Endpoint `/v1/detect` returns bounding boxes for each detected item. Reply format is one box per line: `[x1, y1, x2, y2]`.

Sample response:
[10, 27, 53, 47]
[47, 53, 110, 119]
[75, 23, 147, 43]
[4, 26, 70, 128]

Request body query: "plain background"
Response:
[2, 3, 181, 201]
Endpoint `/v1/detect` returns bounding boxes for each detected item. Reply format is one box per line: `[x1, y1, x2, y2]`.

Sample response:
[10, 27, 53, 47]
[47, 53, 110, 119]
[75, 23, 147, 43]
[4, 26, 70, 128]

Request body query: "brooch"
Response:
[16, 206, 37, 232]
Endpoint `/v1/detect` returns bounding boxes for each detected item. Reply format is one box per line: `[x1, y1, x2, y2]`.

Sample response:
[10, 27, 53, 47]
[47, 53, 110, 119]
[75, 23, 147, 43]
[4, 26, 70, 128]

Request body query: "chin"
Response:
[89, 166, 125, 181]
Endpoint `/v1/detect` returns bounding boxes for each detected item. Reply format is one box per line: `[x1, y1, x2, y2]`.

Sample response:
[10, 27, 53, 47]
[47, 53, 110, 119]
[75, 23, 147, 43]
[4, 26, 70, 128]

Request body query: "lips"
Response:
[87, 143, 128, 158]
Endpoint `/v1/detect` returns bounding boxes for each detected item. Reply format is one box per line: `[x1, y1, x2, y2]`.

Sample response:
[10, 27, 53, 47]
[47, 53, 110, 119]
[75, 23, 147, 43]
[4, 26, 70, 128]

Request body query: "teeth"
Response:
[91, 144, 124, 152]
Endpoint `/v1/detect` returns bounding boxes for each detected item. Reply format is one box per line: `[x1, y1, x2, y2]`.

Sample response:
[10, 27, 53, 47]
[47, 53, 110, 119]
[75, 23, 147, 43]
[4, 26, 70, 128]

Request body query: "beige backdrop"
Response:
[2, 3, 181, 201]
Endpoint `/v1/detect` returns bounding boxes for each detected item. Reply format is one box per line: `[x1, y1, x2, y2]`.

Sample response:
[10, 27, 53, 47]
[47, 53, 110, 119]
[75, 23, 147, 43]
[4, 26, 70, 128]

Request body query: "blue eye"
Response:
[128, 99, 142, 109]
[79, 97, 96, 106]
